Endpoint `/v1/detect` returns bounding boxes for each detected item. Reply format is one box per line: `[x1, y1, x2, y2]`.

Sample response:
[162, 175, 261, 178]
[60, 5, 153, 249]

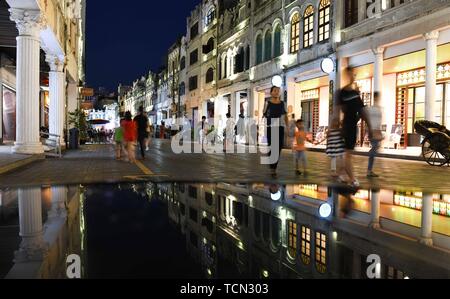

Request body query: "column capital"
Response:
[46, 54, 65, 72]
[423, 30, 439, 41]
[9, 8, 46, 37]
[372, 47, 385, 56]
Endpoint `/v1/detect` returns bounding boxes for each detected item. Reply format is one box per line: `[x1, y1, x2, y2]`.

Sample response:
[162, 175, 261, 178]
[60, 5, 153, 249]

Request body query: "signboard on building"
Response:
[81, 88, 94, 97]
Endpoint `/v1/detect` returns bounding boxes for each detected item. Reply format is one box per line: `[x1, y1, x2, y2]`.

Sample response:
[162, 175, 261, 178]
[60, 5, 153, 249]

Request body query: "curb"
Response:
[0, 154, 45, 175]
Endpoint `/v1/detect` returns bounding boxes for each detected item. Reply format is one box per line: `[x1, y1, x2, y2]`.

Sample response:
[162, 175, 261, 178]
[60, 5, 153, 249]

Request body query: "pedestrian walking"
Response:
[236, 114, 246, 144]
[198, 116, 209, 146]
[224, 113, 235, 152]
[160, 121, 166, 139]
[335, 67, 368, 187]
[134, 106, 150, 160]
[123, 111, 137, 163]
[263, 86, 289, 177]
[292, 119, 312, 176]
[366, 92, 383, 178]
[114, 119, 126, 160]
[326, 118, 345, 178]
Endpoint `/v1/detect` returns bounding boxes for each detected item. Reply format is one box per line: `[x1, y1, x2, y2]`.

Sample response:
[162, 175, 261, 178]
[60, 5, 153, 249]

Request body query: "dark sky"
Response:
[86, 0, 199, 91]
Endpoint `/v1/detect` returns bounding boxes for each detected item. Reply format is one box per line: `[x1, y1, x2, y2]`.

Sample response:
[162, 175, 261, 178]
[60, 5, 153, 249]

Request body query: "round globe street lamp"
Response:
[321, 57, 335, 75]
[272, 75, 283, 88]
[319, 202, 333, 218]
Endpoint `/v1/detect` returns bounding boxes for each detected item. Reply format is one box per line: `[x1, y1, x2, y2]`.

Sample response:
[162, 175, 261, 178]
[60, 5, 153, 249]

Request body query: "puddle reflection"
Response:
[0, 182, 449, 279]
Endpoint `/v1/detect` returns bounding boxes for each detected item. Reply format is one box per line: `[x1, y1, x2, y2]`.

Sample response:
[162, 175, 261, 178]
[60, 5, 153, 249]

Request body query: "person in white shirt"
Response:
[225, 113, 235, 152]
[366, 92, 383, 178]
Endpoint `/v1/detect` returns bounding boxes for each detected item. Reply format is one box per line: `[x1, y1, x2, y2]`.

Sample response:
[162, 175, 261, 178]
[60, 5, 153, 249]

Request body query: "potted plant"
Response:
[68, 109, 89, 145]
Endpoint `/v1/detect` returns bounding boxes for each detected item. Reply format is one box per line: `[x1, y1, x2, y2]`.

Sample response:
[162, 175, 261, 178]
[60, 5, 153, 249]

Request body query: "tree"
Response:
[68, 109, 89, 143]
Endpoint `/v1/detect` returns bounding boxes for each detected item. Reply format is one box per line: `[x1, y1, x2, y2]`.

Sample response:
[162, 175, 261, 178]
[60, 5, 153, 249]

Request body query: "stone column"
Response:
[46, 55, 66, 145]
[420, 193, 433, 246]
[9, 9, 45, 155]
[15, 188, 47, 262]
[48, 186, 68, 221]
[369, 189, 381, 229]
[373, 47, 385, 96]
[424, 31, 439, 122]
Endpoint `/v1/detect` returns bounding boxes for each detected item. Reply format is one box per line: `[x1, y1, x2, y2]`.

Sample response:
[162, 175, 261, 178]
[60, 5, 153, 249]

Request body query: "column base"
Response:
[419, 238, 433, 247]
[12, 142, 44, 155]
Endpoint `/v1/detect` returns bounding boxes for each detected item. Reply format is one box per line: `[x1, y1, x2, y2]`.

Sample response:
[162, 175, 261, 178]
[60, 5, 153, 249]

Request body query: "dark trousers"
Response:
[267, 126, 285, 170]
[138, 136, 146, 159]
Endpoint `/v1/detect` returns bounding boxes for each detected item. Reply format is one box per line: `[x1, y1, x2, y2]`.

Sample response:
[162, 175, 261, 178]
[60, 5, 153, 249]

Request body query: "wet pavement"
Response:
[1, 182, 449, 279]
[0, 140, 449, 193]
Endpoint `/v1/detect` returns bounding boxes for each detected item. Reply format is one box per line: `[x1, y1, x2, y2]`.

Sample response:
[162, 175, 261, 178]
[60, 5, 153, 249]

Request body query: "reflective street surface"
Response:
[1, 182, 449, 279]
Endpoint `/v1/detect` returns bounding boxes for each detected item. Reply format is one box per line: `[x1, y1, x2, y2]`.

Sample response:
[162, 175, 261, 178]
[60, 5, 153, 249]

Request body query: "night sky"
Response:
[86, 0, 199, 92]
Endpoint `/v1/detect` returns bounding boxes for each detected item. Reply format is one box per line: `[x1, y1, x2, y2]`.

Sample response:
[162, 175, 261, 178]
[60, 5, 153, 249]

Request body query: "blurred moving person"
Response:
[366, 92, 383, 178]
[123, 111, 137, 163]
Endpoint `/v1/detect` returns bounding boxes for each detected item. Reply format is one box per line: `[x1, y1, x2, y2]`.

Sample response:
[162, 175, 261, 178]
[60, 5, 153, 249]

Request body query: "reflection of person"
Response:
[263, 86, 289, 177]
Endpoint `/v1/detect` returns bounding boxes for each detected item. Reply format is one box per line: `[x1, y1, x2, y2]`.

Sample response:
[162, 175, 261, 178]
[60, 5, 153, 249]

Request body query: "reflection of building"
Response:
[0, 0, 86, 151]
[162, 182, 450, 279]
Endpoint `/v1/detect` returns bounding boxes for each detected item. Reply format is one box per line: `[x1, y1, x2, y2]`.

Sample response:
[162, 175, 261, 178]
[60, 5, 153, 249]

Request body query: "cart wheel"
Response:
[422, 137, 448, 166]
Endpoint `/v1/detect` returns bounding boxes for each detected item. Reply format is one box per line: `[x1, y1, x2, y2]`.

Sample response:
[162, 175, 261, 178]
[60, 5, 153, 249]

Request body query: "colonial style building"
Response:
[1, 0, 86, 154]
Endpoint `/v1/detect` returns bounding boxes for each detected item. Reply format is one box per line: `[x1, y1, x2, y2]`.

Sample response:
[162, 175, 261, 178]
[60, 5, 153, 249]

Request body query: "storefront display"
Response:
[301, 89, 320, 141]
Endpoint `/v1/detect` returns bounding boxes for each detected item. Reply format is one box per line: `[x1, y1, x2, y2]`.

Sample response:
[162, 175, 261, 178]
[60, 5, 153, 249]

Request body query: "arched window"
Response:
[303, 6, 314, 48]
[205, 7, 216, 26]
[203, 37, 215, 54]
[273, 24, 282, 57]
[179, 82, 186, 96]
[318, 0, 331, 42]
[234, 47, 245, 73]
[256, 35, 263, 65]
[264, 29, 272, 61]
[180, 56, 186, 70]
[205, 68, 214, 84]
[290, 13, 300, 53]
[245, 45, 250, 70]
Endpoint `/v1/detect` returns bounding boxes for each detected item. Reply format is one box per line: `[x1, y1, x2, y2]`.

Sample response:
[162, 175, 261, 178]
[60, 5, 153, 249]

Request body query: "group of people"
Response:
[114, 106, 151, 163]
[88, 127, 114, 144]
[266, 68, 383, 187]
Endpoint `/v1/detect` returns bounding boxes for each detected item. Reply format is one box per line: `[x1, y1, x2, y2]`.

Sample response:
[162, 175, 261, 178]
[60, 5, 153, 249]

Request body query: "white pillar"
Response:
[424, 31, 439, 122]
[369, 190, 381, 229]
[9, 9, 45, 155]
[420, 193, 433, 246]
[47, 55, 66, 145]
[15, 188, 47, 262]
[48, 186, 68, 220]
[373, 47, 385, 96]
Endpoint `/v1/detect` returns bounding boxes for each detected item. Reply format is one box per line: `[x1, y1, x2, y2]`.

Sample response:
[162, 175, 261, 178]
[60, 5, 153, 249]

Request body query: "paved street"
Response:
[0, 139, 449, 193]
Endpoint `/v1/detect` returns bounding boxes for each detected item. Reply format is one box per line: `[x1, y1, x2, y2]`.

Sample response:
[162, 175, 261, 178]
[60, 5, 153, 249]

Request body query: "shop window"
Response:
[256, 35, 263, 64]
[290, 13, 300, 53]
[287, 220, 297, 259]
[273, 25, 282, 57]
[263, 29, 272, 61]
[301, 226, 311, 265]
[318, 0, 331, 42]
[179, 82, 186, 96]
[315, 232, 327, 274]
[303, 6, 314, 48]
